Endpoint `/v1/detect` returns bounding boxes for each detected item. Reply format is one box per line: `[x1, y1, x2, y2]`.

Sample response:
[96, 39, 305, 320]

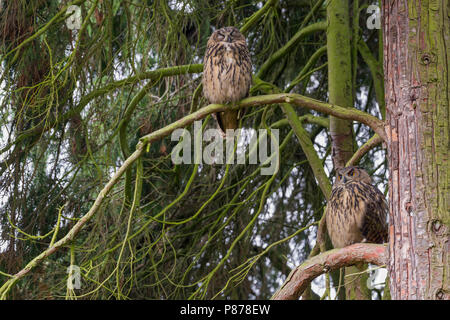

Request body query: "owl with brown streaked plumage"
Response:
[202, 26, 252, 134]
[325, 166, 388, 249]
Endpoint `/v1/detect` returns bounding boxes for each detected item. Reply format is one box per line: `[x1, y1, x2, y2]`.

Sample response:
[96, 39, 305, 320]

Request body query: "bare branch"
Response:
[346, 133, 384, 167]
[139, 93, 387, 146]
[271, 243, 387, 300]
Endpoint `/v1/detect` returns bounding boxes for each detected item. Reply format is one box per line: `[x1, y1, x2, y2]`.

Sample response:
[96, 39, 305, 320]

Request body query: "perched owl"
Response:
[202, 26, 252, 134]
[325, 166, 388, 248]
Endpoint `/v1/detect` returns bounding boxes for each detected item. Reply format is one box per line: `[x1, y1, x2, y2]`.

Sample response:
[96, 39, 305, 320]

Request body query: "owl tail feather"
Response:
[215, 109, 239, 136]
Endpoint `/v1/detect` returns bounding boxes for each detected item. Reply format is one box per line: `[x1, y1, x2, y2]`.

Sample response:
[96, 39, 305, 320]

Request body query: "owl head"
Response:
[335, 166, 373, 185]
[209, 26, 246, 45]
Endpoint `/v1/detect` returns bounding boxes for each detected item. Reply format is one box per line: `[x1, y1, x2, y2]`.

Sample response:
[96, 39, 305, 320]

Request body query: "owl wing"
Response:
[325, 185, 364, 248]
[359, 185, 388, 244]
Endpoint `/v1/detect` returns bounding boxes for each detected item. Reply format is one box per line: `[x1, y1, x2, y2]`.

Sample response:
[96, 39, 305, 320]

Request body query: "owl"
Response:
[202, 26, 252, 134]
[325, 166, 388, 249]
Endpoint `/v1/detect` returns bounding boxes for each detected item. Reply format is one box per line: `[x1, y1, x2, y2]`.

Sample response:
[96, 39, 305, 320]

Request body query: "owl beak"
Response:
[342, 176, 347, 183]
[225, 35, 232, 43]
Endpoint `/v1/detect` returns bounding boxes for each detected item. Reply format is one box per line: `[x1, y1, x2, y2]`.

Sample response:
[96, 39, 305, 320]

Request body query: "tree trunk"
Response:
[383, 0, 449, 300]
[327, 0, 355, 170]
[327, 0, 370, 300]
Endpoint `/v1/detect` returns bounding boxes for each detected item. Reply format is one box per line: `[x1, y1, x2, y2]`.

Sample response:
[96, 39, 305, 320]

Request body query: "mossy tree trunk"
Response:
[383, 0, 449, 300]
[327, 0, 370, 300]
[327, 0, 354, 170]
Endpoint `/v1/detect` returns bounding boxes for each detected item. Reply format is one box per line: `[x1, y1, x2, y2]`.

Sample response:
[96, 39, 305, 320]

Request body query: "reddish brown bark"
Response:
[383, 1, 449, 300]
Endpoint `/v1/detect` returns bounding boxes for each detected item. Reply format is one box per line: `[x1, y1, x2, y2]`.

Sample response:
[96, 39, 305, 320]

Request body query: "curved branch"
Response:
[271, 243, 387, 300]
[285, 46, 327, 93]
[139, 93, 387, 145]
[240, 0, 278, 34]
[271, 114, 329, 129]
[244, 93, 386, 141]
[346, 133, 384, 167]
[281, 102, 332, 199]
[257, 21, 327, 79]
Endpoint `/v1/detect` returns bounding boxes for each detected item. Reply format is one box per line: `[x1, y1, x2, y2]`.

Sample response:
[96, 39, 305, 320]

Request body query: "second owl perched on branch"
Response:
[202, 26, 252, 135]
[325, 166, 388, 249]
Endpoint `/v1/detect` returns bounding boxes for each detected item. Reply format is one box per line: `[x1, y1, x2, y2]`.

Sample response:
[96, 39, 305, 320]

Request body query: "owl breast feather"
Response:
[203, 43, 251, 105]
